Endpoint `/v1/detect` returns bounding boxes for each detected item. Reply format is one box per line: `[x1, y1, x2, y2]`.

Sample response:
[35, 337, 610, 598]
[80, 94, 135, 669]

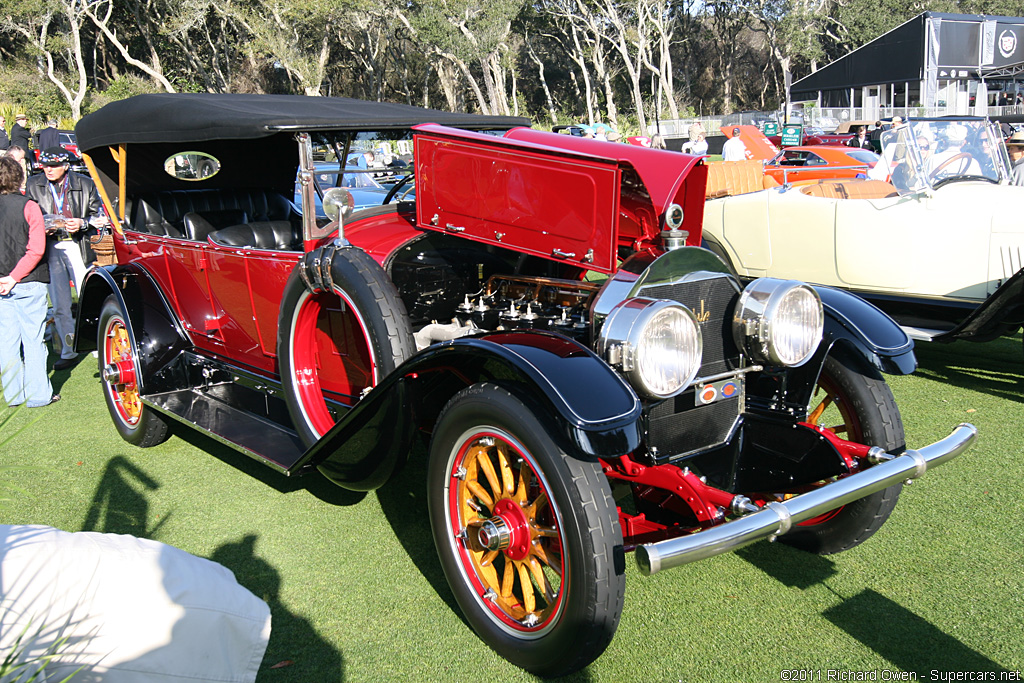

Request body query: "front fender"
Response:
[299, 331, 643, 491]
[74, 263, 191, 394]
[816, 285, 916, 375]
[753, 286, 916, 416]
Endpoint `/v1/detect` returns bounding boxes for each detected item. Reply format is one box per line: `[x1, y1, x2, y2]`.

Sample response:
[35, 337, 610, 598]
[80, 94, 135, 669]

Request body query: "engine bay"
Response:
[389, 233, 605, 350]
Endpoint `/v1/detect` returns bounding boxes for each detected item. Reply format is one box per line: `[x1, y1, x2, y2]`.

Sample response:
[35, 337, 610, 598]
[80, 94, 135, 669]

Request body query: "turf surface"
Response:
[1, 334, 1021, 682]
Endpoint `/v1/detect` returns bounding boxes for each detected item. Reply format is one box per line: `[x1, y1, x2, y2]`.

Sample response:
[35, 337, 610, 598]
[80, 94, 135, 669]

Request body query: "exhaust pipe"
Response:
[636, 423, 977, 575]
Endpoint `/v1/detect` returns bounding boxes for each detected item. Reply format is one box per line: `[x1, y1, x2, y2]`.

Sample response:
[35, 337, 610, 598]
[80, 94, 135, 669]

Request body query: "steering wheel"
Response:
[928, 152, 972, 180]
[384, 173, 415, 204]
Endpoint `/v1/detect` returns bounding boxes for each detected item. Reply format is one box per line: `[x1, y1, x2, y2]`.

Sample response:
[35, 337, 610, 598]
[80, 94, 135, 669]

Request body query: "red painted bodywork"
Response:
[720, 125, 779, 161]
[113, 123, 708, 380]
[414, 124, 705, 264]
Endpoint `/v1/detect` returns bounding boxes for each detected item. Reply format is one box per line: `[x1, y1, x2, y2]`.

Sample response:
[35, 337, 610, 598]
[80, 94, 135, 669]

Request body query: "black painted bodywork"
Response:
[75, 243, 917, 496]
[75, 263, 192, 395]
[301, 332, 644, 490]
[854, 267, 1024, 343]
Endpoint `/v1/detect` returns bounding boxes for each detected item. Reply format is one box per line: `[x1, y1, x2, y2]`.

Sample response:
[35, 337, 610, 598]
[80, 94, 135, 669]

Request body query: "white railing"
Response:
[653, 105, 1024, 139]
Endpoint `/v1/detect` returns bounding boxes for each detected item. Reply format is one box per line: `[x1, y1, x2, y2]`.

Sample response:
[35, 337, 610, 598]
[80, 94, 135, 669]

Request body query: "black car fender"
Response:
[815, 285, 916, 375]
[75, 263, 192, 394]
[299, 331, 644, 491]
[762, 285, 916, 414]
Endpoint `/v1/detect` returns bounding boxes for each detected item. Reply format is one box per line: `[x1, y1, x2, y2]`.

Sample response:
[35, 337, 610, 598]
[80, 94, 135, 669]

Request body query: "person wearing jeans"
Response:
[25, 146, 103, 371]
[0, 156, 57, 407]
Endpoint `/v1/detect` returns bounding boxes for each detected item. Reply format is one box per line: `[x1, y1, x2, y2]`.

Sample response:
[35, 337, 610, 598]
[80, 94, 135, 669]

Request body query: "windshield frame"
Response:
[879, 118, 1010, 195]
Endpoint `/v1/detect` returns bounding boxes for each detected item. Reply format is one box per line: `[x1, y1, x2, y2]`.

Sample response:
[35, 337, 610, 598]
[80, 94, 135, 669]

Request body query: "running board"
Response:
[900, 325, 948, 342]
[144, 388, 307, 472]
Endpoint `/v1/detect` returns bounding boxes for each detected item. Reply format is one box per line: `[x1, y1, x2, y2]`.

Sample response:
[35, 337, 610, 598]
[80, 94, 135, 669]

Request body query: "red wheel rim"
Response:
[288, 289, 378, 437]
[102, 315, 142, 426]
[444, 428, 567, 636]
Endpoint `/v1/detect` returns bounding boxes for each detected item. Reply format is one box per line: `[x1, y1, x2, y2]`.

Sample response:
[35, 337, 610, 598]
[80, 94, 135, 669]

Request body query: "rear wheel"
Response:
[98, 296, 169, 447]
[780, 350, 904, 554]
[427, 384, 625, 677]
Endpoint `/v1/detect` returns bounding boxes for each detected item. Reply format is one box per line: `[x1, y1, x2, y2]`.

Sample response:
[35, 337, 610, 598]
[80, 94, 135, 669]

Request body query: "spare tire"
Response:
[278, 245, 414, 447]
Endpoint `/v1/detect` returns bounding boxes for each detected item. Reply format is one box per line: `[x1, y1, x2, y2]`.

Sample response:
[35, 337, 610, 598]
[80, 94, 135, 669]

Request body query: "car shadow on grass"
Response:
[734, 540, 839, 589]
[912, 334, 1024, 404]
[168, 423, 367, 507]
[824, 589, 1008, 674]
[211, 535, 344, 682]
[374, 436, 462, 618]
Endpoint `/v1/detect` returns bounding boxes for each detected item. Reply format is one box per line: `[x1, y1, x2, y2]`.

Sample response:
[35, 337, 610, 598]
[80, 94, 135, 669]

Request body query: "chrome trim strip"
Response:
[693, 365, 763, 386]
[635, 423, 977, 575]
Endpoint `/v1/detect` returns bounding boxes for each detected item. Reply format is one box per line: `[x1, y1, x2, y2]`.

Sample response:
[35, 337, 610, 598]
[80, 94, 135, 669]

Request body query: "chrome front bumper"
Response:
[635, 423, 977, 575]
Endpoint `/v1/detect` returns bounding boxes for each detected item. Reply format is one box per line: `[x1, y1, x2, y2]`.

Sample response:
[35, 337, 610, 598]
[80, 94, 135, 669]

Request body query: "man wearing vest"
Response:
[0, 156, 58, 407]
[25, 146, 103, 371]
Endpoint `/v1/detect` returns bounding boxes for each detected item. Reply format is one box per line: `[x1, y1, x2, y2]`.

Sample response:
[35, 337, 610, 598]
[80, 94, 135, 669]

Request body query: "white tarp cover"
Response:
[0, 525, 271, 682]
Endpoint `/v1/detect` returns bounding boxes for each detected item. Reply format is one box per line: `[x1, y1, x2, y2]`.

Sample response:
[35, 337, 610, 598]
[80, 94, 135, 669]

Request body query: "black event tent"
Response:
[791, 12, 1024, 107]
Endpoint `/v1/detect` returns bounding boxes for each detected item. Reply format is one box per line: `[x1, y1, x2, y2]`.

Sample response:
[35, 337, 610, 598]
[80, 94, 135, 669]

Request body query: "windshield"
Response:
[879, 119, 1010, 194]
[312, 165, 386, 191]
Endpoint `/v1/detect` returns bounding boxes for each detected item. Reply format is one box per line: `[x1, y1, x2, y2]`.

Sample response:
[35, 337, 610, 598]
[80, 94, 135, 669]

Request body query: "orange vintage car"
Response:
[763, 144, 879, 184]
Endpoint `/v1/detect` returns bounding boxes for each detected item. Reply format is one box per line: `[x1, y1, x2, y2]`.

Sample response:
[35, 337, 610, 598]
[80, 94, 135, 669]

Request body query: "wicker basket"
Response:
[91, 234, 116, 266]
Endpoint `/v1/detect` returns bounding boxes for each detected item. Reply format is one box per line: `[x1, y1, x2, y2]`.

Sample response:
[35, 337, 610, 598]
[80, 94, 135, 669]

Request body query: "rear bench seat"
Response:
[130, 189, 303, 251]
[798, 179, 898, 200]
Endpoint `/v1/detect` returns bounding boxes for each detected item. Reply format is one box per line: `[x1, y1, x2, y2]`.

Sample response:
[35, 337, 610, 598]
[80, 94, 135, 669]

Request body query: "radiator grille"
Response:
[648, 391, 741, 459]
[637, 274, 744, 458]
[636, 275, 742, 377]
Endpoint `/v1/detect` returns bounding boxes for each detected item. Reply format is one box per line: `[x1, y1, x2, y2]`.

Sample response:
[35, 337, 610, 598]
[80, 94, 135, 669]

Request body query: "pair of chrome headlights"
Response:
[598, 279, 824, 400]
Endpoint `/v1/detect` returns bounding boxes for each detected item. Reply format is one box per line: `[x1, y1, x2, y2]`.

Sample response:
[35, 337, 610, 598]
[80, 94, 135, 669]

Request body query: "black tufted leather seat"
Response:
[130, 189, 301, 249]
[207, 222, 303, 251]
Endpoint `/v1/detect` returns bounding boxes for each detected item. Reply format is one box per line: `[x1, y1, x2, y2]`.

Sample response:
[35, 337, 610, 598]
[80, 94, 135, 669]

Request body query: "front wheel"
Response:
[427, 384, 625, 677]
[98, 296, 169, 447]
[780, 350, 905, 554]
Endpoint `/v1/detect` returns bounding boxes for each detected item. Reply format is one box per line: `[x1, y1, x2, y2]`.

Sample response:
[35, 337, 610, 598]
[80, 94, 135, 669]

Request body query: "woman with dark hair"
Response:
[0, 156, 57, 407]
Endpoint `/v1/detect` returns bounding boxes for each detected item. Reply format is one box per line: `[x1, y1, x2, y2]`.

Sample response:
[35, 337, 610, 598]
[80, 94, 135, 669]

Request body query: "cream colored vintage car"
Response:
[702, 117, 1024, 345]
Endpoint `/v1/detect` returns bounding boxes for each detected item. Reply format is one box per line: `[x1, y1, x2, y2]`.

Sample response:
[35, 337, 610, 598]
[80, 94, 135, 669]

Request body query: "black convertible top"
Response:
[75, 93, 530, 152]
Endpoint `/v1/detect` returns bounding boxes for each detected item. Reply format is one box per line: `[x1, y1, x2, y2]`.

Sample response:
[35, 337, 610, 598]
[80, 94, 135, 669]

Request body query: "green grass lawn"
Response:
[2, 334, 1022, 682]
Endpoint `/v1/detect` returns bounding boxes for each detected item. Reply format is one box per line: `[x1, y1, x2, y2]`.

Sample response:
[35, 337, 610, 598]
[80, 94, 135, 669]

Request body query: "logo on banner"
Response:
[999, 29, 1017, 59]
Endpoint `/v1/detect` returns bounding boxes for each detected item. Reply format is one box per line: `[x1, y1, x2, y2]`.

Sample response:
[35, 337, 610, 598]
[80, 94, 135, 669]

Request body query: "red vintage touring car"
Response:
[73, 94, 975, 677]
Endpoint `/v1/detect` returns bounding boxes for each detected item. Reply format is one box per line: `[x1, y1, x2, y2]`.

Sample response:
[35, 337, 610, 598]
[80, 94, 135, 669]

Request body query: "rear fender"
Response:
[298, 331, 643, 491]
[75, 264, 191, 394]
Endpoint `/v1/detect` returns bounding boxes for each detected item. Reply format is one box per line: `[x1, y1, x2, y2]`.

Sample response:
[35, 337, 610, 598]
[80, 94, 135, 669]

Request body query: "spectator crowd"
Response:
[0, 113, 106, 409]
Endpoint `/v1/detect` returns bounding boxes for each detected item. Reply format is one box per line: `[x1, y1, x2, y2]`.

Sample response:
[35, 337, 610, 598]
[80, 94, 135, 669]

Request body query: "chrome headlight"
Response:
[732, 279, 823, 367]
[598, 298, 702, 399]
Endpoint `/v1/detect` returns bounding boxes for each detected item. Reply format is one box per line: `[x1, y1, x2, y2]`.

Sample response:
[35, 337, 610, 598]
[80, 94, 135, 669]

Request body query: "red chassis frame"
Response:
[604, 421, 871, 548]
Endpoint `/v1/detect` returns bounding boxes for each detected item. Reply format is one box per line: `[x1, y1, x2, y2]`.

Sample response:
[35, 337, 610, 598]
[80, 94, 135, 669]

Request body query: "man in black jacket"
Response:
[25, 147, 103, 370]
[35, 120, 59, 151]
[0, 116, 10, 151]
[846, 126, 871, 149]
[10, 114, 31, 152]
